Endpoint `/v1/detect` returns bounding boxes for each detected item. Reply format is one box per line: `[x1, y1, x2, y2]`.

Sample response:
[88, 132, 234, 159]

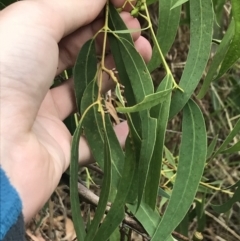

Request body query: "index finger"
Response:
[1, 0, 129, 42]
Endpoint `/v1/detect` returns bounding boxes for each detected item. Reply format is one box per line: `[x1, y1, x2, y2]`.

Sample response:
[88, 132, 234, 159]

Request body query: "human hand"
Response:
[0, 0, 152, 222]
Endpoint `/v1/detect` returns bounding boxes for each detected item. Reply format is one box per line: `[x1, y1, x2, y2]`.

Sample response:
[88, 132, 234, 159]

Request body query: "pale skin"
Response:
[0, 0, 152, 222]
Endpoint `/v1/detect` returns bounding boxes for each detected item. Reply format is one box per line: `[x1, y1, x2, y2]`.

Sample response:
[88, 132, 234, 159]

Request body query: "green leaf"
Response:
[146, 0, 158, 6]
[93, 137, 136, 241]
[151, 100, 207, 241]
[70, 121, 86, 240]
[212, 0, 226, 29]
[109, 229, 121, 241]
[85, 131, 112, 241]
[206, 135, 219, 159]
[195, 197, 206, 232]
[105, 116, 125, 177]
[158, 187, 170, 199]
[108, 34, 140, 136]
[137, 116, 157, 209]
[70, 81, 106, 240]
[124, 115, 142, 204]
[108, 5, 141, 135]
[109, 4, 159, 209]
[212, 181, 240, 213]
[73, 39, 97, 112]
[74, 36, 125, 193]
[171, 0, 189, 10]
[221, 141, 240, 154]
[127, 202, 160, 236]
[212, 118, 240, 158]
[111, 36, 158, 208]
[116, 88, 172, 113]
[198, 20, 235, 99]
[109, 3, 133, 44]
[128, 202, 177, 241]
[81, 81, 124, 200]
[147, 0, 181, 72]
[80, 81, 104, 166]
[176, 213, 189, 237]
[164, 146, 177, 168]
[169, 0, 214, 118]
[118, 37, 154, 100]
[216, 0, 240, 78]
[144, 74, 173, 209]
[109, 6, 157, 205]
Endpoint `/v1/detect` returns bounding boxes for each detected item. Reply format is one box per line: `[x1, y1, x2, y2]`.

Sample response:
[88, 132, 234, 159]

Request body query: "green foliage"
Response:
[69, 0, 240, 240]
[144, 75, 172, 209]
[147, 0, 181, 72]
[151, 100, 207, 241]
[169, 0, 214, 118]
[70, 115, 86, 240]
[3, 0, 239, 240]
[171, 0, 189, 10]
[197, 21, 235, 98]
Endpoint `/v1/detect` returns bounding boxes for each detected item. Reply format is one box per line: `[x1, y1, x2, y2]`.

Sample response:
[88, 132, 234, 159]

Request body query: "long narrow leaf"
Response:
[216, 0, 240, 79]
[70, 39, 98, 240]
[81, 82, 124, 200]
[212, 181, 240, 213]
[171, 0, 189, 10]
[73, 38, 124, 198]
[147, 0, 181, 72]
[109, 8, 159, 208]
[152, 100, 207, 241]
[116, 38, 158, 208]
[83, 83, 112, 240]
[169, 0, 214, 118]
[127, 202, 177, 241]
[212, 118, 240, 158]
[118, 37, 154, 99]
[221, 141, 240, 154]
[197, 21, 235, 98]
[146, 0, 158, 6]
[93, 137, 136, 241]
[70, 122, 86, 240]
[127, 202, 160, 236]
[73, 39, 97, 111]
[109, 6, 142, 135]
[116, 88, 172, 113]
[144, 74, 172, 209]
[137, 116, 157, 209]
[206, 135, 219, 159]
[85, 130, 112, 241]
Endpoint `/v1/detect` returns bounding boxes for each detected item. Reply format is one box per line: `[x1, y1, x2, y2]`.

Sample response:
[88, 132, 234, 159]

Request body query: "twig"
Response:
[205, 210, 240, 240]
[172, 232, 189, 241]
[87, 164, 104, 175]
[77, 182, 189, 241]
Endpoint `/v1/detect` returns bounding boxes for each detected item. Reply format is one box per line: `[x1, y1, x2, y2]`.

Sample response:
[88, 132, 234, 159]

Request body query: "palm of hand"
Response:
[0, 0, 151, 222]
